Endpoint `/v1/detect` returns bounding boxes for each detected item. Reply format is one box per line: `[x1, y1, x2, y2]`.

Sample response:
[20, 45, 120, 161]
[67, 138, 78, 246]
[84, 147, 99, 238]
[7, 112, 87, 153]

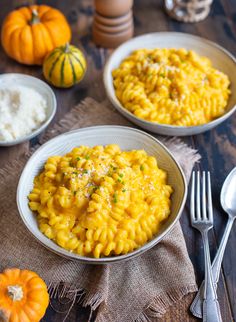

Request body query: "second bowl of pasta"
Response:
[17, 126, 187, 263]
[103, 32, 236, 136]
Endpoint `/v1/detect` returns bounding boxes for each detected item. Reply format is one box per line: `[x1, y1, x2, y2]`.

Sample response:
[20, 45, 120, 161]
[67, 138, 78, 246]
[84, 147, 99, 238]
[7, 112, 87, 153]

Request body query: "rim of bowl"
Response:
[103, 32, 236, 133]
[16, 125, 187, 264]
[0, 73, 57, 146]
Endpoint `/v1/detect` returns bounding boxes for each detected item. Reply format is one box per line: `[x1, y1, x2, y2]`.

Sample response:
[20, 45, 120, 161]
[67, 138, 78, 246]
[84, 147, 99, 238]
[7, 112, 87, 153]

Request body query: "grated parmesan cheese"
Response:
[0, 85, 47, 141]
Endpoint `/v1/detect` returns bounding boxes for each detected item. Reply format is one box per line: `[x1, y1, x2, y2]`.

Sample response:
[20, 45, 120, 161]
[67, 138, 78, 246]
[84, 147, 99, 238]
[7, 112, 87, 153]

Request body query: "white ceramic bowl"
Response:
[0, 73, 57, 146]
[104, 32, 236, 136]
[17, 126, 187, 264]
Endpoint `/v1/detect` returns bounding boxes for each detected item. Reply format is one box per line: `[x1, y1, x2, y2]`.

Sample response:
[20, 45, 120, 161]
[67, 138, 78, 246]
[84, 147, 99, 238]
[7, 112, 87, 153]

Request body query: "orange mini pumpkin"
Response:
[1, 5, 71, 65]
[0, 268, 49, 322]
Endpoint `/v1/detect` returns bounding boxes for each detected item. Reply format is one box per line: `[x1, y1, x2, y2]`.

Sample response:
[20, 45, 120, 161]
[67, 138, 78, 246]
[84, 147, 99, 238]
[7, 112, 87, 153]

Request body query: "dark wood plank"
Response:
[192, 119, 236, 322]
[166, 0, 236, 319]
[184, 0, 236, 318]
[133, 1, 235, 321]
[0, 0, 106, 166]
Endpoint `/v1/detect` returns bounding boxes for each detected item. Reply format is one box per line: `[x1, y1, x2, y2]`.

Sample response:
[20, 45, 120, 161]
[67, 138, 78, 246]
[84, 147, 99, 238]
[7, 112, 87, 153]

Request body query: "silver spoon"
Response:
[191, 167, 236, 318]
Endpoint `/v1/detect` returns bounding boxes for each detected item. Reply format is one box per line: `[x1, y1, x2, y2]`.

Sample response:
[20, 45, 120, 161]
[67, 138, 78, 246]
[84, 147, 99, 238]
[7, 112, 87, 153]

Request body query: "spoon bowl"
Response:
[220, 167, 236, 217]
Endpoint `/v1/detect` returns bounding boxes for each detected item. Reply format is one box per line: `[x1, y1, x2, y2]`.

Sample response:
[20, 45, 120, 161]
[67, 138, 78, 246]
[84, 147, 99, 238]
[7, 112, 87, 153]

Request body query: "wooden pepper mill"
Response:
[92, 0, 134, 48]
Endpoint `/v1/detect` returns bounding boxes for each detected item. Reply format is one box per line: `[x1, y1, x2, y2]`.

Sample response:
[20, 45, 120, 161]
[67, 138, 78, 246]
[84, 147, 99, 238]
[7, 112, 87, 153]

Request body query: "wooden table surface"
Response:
[0, 0, 235, 321]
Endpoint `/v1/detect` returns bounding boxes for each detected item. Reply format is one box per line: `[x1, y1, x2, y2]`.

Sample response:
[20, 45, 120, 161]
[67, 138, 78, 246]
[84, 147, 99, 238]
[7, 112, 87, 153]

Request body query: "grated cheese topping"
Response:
[0, 85, 47, 141]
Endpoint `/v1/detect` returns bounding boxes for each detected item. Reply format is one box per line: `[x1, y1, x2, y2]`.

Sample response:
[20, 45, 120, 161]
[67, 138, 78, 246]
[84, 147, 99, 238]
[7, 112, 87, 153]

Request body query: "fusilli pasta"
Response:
[28, 145, 173, 258]
[112, 48, 230, 126]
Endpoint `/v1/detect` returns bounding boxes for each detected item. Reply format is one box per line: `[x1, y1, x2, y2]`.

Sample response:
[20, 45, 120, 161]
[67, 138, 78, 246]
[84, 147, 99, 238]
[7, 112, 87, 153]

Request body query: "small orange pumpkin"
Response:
[0, 268, 49, 322]
[1, 5, 71, 65]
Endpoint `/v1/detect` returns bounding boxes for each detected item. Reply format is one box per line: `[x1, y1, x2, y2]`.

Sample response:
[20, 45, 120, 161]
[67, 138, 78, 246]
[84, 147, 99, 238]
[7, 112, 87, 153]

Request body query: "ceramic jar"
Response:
[164, 0, 213, 22]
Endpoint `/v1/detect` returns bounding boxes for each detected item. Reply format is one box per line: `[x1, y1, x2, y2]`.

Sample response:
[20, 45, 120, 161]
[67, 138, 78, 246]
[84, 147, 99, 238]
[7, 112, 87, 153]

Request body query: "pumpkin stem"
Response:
[64, 43, 70, 53]
[30, 9, 40, 25]
[0, 310, 9, 322]
[7, 285, 24, 301]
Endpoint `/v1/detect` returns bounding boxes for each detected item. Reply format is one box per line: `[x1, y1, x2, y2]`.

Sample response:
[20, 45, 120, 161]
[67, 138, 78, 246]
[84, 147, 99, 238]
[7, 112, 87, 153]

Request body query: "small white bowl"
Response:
[103, 32, 236, 136]
[0, 73, 57, 146]
[17, 126, 187, 264]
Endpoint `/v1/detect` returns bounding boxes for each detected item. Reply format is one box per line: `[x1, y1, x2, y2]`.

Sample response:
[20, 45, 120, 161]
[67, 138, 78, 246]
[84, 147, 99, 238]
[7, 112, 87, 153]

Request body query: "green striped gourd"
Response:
[43, 43, 86, 88]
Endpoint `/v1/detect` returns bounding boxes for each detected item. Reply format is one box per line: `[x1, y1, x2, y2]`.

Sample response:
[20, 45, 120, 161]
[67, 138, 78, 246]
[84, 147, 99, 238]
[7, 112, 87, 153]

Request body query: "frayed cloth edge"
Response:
[135, 284, 198, 322]
[47, 282, 105, 322]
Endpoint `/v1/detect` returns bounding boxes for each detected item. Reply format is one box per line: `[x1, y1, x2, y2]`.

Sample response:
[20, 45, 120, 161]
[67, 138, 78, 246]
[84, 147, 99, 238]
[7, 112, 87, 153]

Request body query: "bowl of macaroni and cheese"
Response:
[17, 126, 187, 263]
[103, 32, 236, 136]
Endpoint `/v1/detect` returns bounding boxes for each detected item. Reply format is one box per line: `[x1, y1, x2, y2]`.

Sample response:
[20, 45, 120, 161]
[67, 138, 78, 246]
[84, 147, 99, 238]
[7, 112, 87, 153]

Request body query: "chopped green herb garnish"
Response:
[107, 171, 112, 177]
[72, 171, 78, 175]
[122, 189, 126, 192]
[118, 173, 124, 178]
[113, 192, 118, 204]
[76, 157, 81, 161]
[159, 73, 165, 77]
[140, 165, 144, 171]
[117, 178, 122, 183]
[85, 155, 90, 160]
[83, 169, 88, 174]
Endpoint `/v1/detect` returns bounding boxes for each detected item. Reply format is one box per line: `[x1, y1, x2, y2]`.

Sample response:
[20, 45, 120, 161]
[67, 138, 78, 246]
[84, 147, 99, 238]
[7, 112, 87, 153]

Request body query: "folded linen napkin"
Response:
[0, 97, 199, 322]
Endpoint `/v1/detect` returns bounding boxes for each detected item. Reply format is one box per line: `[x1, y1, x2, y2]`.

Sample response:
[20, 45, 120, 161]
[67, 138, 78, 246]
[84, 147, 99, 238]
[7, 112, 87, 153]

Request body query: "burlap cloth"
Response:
[0, 98, 199, 322]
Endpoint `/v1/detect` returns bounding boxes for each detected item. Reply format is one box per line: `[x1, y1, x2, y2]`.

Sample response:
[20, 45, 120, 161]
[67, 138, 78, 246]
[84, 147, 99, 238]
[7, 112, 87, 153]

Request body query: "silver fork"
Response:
[190, 171, 222, 322]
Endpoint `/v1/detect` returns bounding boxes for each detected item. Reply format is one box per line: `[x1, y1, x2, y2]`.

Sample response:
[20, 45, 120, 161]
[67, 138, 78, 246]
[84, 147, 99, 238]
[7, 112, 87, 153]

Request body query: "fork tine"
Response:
[202, 171, 207, 220]
[207, 171, 213, 222]
[196, 171, 201, 220]
[190, 171, 195, 221]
